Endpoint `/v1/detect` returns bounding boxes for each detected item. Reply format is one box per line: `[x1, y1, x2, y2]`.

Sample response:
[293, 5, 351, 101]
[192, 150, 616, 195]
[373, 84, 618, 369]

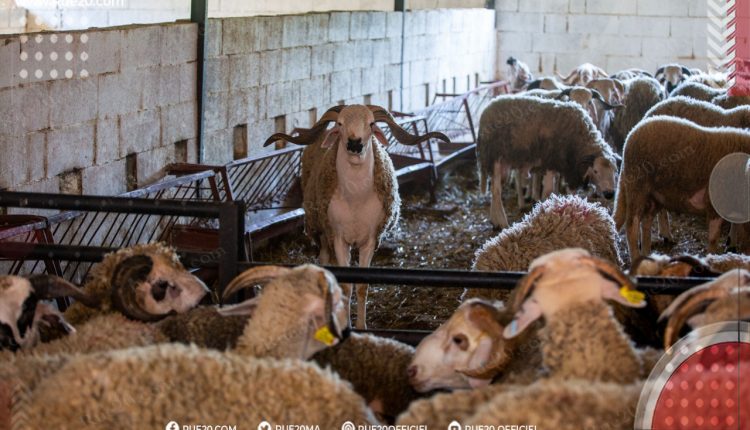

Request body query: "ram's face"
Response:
[0, 277, 37, 351]
[663, 66, 687, 93]
[587, 156, 617, 199]
[332, 106, 378, 165]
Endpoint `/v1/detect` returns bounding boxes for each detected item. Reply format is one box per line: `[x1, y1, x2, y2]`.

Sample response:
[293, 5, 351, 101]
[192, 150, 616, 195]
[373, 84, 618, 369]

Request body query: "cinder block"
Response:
[619, 16, 671, 37]
[311, 44, 334, 76]
[497, 12, 544, 33]
[361, 66, 384, 95]
[569, 0, 585, 13]
[246, 118, 276, 156]
[202, 129, 232, 164]
[331, 41, 356, 72]
[388, 37, 402, 64]
[385, 12, 403, 38]
[642, 36, 693, 58]
[83, 29, 121, 76]
[159, 64, 181, 106]
[140, 67, 162, 110]
[329, 12, 350, 42]
[26, 132, 46, 182]
[0, 38, 20, 90]
[12, 177, 60, 197]
[308, 14, 330, 45]
[670, 17, 706, 39]
[299, 75, 330, 110]
[369, 12, 387, 39]
[118, 109, 161, 157]
[282, 15, 309, 48]
[637, 0, 689, 17]
[330, 70, 352, 103]
[256, 17, 283, 51]
[354, 40, 375, 69]
[204, 57, 229, 93]
[203, 92, 228, 133]
[404, 11, 427, 36]
[282, 47, 311, 81]
[409, 60, 425, 87]
[285, 110, 310, 133]
[137, 145, 175, 185]
[259, 50, 283, 86]
[229, 53, 260, 90]
[688, 0, 707, 17]
[95, 117, 119, 166]
[265, 81, 299, 118]
[350, 12, 370, 40]
[98, 69, 141, 118]
[350, 67, 362, 97]
[532, 33, 585, 53]
[568, 15, 619, 35]
[227, 89, 250, 127]
[205, 19, 222, 58]
[585, 0, 636, 14]
[222, 17, 257, 55]
[0, 134, 24, 189]
[120, 25, 162, 70]
[47, 122, 95, 178]
[49, 77, 97, 129]
[587, 35, 641, 56]
[496, 0, 518, 11]
[497, 31, 532, 53]
[383, 64, 401, 90]
[519, 0, 568, 13]
[180, 62, 197, 103]
[606, 55, 647, 74]
[161, 23, 197, 65]
[544, 14, 567, 33]
[82, 159, 126, 195]
[161, 102, 197, 145]
[555, 54, 607, 75]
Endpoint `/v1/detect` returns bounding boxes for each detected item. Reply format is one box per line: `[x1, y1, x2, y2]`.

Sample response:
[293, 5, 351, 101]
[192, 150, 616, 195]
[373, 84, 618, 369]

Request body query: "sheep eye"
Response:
[336, 122, 342, 127]
[452, 334, 469, 351]
[369, 122, 375, 127]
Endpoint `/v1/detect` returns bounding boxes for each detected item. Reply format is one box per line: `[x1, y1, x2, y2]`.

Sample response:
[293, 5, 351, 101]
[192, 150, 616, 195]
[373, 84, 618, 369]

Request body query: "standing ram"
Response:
[264, 105, 449, 329]
[477, 96, 618, 228]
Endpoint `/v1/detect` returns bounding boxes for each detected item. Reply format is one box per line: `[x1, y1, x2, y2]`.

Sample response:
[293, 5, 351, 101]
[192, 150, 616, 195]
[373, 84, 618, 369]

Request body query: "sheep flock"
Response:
[3, 59, 750, 430]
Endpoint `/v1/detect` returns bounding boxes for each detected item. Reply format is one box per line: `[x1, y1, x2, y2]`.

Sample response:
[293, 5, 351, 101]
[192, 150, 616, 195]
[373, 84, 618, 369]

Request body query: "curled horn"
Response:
[555, 88, 573, 100]
[669, 255, 721, 277]
[681, 66, 693, 76]
[655, 66, 665, 77]
[262, 106, 344, 147]
[580, 255, 637, 291]
[317, 270, 346, 341]
[510, 265, 546, 312]
[456, 302, 508, 380]
[222, 266, 292, 301]
[590, 89, 623, 110]
[110, 255, 166, 322]
[367, 105, 451, 146]
[28, 275, 100, 308]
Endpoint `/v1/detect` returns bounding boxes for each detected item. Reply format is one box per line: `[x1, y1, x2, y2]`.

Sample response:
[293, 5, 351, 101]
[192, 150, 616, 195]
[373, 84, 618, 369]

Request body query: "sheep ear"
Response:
[217, 297, 259, 317]
[503, 298, 542, 339]
[371, 124, 389, 147]
[320, 127, 340, 149]
[302, 292, 327, 324]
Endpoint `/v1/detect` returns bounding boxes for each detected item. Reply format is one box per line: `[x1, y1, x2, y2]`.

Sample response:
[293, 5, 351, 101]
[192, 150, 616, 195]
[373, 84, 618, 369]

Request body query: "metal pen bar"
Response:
[0, 192, 223, 218]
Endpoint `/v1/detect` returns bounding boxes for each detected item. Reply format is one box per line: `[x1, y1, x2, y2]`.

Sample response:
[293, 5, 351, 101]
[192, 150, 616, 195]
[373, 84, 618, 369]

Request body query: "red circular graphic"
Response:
[651, 342, 750, 429]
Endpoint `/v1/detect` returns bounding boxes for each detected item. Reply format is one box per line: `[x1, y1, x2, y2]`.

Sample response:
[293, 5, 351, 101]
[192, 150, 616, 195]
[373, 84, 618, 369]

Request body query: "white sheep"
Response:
[670, 81, 726, 102]
[610, 68, 653, 81]
[525, 76, 565, 91]
[655, 63, 694, 94]
[609, 76, 664, 153]
[476, 95, 618, 228]
[464, 195, 621, 302]
[506, 56, 534, 91]
[263, 105, 449, 329]
[0, 274, 98, 352]
[557, 63, 609, 86]
[646, 96, 750, 128]
[614, 116, 750, 258]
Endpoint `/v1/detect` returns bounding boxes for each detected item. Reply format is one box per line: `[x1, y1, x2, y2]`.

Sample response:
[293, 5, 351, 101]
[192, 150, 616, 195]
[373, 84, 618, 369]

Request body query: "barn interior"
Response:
[1, 1, 748, 429]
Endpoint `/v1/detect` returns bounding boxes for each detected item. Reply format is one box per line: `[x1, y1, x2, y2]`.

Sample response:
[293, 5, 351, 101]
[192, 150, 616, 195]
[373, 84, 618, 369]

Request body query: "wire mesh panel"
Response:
[0, 216, 61, 276]
[225, 147, 304, 212]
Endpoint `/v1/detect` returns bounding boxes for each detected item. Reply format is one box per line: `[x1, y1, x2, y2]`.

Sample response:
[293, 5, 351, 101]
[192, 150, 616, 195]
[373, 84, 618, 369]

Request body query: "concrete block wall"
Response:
[0, 22, 199, 196]
[203, 9, 496, 163]
[496, 0, 711, 77]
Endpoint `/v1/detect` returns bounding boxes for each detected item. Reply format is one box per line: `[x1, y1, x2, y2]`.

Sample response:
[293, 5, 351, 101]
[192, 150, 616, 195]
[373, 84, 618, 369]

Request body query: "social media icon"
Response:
[165, 421, 179, 430]
[341, 421, 356, 430]
[257, 421, 271, 430]
[448, 420, 462, 430]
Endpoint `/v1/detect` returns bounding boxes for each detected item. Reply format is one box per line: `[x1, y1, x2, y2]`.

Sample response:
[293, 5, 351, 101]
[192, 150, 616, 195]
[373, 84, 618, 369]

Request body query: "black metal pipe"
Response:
[0, 192, 224, 217]
[191, 0, 208, 162]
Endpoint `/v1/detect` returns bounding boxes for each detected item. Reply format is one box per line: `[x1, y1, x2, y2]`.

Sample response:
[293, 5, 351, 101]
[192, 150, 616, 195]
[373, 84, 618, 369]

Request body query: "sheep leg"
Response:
[355, 241, 376, 330]
[531, 172, 541, 201]
[490, 161, 509, 228]
[707, 217, 724, 253]
[319, 236, 331, 265]
[640, 213, 654, 257]
[333, 238, 354, 328]
[541, 170, 556, 199]
[626, 215, 641, 261]
[515, 168, 526, 208]
[656, 210, 673, 243]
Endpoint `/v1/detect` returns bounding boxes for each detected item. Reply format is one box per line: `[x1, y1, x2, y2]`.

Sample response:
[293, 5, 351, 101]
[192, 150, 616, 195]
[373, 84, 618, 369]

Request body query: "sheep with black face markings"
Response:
[477, 96, 618, 228]
[614, 116, 750, 259]
[263, 105, 449, 329]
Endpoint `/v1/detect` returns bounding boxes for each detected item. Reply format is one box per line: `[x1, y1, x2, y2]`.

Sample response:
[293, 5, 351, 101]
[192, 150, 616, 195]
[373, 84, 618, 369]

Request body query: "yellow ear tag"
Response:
[619, 286, 645, 304]
[314, 326, 336, 346]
